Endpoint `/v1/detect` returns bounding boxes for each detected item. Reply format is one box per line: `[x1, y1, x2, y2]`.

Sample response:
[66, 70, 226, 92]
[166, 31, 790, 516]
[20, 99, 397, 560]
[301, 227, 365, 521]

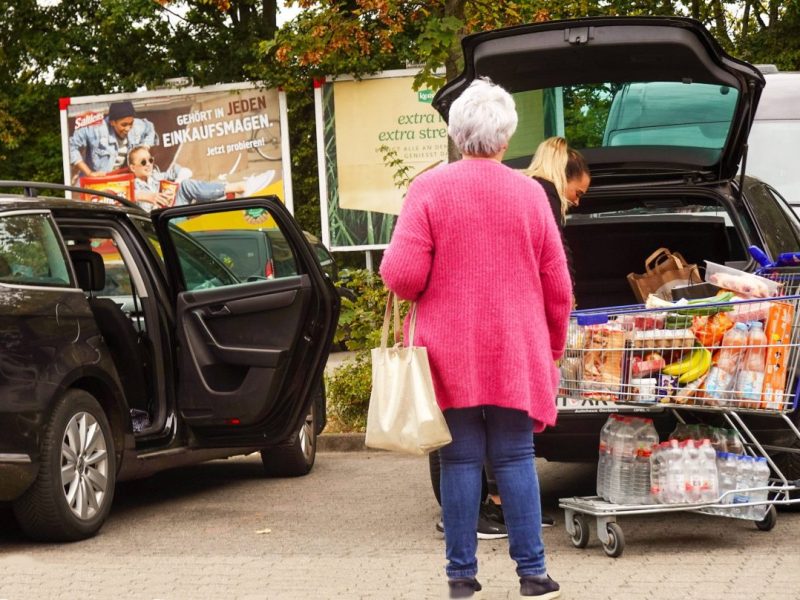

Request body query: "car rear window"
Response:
[0, 212, 70, 287]
[506, 81, 739, 162]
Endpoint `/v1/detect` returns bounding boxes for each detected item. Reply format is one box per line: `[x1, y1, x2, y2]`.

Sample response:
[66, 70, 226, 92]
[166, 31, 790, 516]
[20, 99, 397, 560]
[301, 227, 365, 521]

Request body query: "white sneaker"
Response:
[243, 170, 275, 196]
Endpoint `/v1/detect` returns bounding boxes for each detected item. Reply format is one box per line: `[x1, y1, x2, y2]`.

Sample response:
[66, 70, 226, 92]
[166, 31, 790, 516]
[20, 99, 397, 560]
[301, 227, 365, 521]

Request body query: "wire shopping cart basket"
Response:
[557, 276, 800, 557]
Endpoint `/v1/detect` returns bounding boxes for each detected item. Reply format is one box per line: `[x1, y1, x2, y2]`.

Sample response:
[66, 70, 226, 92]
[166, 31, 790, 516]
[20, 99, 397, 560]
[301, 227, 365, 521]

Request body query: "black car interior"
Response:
[69, 248, 151, 416]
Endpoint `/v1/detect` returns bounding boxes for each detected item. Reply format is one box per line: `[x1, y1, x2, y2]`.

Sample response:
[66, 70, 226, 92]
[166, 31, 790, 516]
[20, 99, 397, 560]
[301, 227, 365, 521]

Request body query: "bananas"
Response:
[662, 346, 712, 380]
[677, 347, 712, 384]
[662, 346, 703, 376]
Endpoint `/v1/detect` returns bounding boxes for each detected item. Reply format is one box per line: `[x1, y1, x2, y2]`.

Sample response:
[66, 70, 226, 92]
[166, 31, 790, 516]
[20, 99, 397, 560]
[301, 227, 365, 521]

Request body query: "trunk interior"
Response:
[566, 197, 749, 309]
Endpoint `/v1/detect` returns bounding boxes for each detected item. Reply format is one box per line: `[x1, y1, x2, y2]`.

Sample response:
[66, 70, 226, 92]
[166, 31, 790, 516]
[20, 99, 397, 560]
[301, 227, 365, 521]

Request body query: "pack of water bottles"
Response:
[596, 415, 771, 512]
[596, 415, 659, 505]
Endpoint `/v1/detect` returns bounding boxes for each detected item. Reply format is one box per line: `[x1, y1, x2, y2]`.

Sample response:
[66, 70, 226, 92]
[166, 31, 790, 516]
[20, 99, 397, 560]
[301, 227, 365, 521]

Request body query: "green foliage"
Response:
[1, 0, 799, 238]
[285, 86, 322, 236]
[378, 145, 413, 190]
[562, 83, 617, 149]
[325, 349, 372, 431]
[333, 268, 401, 351]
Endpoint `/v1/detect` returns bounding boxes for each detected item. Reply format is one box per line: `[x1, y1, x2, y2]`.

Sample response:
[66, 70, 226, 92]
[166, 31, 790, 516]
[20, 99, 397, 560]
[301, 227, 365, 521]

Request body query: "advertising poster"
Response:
[60, 83, 291, 224]
[316, 70, 448, 251]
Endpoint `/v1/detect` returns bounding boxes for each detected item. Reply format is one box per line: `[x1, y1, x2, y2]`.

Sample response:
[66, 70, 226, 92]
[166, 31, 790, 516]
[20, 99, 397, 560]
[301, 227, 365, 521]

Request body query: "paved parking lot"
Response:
[1, 449, 798, 599]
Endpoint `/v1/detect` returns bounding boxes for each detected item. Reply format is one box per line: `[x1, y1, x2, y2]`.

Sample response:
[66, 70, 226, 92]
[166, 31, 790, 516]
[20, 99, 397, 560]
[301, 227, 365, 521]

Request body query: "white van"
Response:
[746, 68, 800, 208]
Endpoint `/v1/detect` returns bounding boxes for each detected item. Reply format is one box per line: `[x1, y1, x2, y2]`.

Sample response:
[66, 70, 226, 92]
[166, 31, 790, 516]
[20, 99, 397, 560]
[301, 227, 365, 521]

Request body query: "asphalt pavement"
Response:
[1, 449, 798, 600]
[1, 351, 798, 599]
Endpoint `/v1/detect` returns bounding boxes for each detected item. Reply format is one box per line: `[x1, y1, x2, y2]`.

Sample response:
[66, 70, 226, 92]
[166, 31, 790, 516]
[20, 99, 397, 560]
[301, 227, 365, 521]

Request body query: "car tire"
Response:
[261, 402, 317, 477]
[13, 389, 116, 542]
[428, 450, 489, 506]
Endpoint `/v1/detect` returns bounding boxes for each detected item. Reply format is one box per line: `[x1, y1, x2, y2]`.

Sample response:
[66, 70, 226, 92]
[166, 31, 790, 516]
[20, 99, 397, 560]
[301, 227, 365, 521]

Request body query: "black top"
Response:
[533, 176, 575, 287]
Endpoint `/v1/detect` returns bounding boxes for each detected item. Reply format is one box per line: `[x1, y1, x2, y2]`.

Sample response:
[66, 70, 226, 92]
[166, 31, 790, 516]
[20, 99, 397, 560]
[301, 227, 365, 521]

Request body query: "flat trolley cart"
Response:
[560, 478, 798, 558]
[557, 274, 800, 557]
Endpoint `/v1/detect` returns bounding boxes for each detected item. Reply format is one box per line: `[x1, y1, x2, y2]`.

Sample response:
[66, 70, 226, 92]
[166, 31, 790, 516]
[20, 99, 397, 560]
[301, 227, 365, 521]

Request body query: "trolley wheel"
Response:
[569, 514, 590, 548]
[602, 522, 625, 558]
[756, 505, 777, 531]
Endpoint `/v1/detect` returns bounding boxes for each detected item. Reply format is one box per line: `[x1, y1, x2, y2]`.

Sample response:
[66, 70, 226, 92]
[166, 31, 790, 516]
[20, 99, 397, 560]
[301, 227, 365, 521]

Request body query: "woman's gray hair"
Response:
[447, 78, 518, 157]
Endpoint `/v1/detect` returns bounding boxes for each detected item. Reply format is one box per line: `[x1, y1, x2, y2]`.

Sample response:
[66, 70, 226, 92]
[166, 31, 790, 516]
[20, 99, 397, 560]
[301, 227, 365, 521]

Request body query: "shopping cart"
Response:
[557, 280, 800, 557]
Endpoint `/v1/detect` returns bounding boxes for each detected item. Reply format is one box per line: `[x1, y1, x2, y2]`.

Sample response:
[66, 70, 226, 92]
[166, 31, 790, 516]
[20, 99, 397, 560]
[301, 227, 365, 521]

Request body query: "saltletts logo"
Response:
[74, 111, 105, 129]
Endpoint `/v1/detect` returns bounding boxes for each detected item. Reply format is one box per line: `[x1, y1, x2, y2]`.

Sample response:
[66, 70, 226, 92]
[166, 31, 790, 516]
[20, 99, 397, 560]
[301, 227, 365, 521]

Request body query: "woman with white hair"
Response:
[380, 78, 571, 599]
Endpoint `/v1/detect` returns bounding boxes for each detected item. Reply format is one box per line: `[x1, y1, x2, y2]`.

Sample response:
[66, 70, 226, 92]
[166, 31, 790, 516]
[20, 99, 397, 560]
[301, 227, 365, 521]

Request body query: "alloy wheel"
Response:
[298, 406, 315, 463]
[61, 411, 109, 520]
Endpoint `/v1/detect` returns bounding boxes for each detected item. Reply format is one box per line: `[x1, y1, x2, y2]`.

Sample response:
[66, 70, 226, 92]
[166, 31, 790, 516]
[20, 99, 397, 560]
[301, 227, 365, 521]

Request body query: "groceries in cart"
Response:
[704, 260, 781, 299]
[561, 274, 798, 410]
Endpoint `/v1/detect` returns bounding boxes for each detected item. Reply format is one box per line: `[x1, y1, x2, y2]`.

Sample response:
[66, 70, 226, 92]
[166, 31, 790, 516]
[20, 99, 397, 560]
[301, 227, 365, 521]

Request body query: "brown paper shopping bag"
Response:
[627, 247, 701, 302]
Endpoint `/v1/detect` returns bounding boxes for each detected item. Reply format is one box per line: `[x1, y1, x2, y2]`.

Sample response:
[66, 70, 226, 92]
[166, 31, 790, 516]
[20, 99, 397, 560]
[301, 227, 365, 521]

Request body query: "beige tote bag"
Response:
[365, 293, 452, 455]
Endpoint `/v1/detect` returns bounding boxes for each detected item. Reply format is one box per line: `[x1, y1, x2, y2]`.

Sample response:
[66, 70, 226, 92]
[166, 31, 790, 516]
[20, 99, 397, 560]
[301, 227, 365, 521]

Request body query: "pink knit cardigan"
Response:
[380, 158, 573, 432]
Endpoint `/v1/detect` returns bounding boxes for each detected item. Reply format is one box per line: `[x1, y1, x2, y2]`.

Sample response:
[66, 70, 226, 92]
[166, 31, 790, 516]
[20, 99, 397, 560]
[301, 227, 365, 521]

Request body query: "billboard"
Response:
[315, 70, 448, 251]
[59, 82, 292, 216]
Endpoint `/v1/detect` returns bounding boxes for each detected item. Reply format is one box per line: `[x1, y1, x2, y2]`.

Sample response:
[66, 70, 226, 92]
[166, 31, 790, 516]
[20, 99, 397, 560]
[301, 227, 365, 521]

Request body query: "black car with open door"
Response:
[0, 183, 339, 541]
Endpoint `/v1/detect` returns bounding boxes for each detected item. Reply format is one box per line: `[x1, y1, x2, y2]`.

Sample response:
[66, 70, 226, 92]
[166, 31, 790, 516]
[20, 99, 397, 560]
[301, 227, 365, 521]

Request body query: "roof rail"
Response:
[0, 181, 139, 209]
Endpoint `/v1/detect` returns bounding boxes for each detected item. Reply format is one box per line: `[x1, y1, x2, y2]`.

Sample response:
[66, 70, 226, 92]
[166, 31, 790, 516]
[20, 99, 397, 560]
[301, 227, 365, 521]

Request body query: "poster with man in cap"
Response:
[68, 100, 159, 179]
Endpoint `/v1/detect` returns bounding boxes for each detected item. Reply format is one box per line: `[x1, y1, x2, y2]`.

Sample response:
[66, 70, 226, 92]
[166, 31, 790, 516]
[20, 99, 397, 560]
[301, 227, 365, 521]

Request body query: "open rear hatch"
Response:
[433, 17, 765, 184]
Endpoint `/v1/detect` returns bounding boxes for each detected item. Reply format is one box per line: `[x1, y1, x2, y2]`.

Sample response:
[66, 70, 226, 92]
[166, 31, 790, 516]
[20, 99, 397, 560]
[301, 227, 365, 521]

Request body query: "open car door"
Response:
[151, 197, 339, 446]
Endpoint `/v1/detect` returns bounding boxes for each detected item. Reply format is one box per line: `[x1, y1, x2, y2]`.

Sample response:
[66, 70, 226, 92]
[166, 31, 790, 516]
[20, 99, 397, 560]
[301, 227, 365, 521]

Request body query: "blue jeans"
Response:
[175, 179, 226, 206]
[439, 406, 546, 579]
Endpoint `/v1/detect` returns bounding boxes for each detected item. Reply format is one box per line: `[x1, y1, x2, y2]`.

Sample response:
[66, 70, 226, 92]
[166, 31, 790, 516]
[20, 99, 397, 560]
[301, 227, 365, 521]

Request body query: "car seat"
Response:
[69, 249, 150, 416]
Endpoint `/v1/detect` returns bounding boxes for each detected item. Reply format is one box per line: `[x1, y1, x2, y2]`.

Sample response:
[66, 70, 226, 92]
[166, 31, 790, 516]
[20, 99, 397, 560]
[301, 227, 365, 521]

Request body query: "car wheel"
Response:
[13, 389, 116, 542]
[261, 402, 317, 477]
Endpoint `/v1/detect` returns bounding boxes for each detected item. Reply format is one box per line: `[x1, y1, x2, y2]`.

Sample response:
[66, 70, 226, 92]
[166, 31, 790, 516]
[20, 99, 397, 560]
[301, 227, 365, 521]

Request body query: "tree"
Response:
[0, 0, 797, 229]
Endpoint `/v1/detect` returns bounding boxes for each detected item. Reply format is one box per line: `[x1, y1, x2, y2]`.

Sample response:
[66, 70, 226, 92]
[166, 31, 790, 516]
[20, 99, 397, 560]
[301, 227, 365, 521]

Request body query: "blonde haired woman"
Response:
[525, 136, 591, 284]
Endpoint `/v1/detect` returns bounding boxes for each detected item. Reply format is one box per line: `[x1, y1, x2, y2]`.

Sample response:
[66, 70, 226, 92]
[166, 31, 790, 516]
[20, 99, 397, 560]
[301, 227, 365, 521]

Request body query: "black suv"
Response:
[429, 17, 800, 484]
[0, 183, 339, 541]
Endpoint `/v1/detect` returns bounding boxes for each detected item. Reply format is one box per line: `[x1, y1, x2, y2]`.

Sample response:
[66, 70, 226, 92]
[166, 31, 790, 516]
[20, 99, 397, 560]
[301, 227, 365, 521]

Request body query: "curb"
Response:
[318, 432, 368, 452]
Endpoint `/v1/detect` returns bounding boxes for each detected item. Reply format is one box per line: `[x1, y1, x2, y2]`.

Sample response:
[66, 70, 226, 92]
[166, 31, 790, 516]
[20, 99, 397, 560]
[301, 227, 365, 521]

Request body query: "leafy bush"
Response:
[334, 268, 389, 350]
[325, 350, 372, 432]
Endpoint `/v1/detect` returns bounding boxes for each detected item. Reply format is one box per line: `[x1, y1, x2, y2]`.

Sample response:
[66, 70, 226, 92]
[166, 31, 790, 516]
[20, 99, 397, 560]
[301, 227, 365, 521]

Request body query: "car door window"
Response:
[162, 207, 300, 289]
[0, 212, 70, 287]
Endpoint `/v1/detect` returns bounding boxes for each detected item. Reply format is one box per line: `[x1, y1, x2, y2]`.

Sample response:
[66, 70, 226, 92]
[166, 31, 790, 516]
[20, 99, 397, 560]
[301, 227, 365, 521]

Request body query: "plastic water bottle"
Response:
[597, 415, 619, 499]
[732, 455, 755, 516]
[716, 451, 738, 514]
[682, 440, 703, 503]
[709, 427, 727, 452]
[663, 439, 687, 504]
[705, 322, 748, 406]
[736, 321, 767, 409]
[697, 439, 719, 502]
[726, 429, 745, 455]
[749, 456, 771, 520]
[630, 418, 659, 504]
[631, 446, 655, 504]
[608, 417, 637, 504]
[649, 443, 665, 503]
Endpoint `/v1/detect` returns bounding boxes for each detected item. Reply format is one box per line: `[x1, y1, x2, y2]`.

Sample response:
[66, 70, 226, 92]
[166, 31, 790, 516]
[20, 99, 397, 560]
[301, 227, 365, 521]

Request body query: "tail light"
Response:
[265, 258, 275, 279]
